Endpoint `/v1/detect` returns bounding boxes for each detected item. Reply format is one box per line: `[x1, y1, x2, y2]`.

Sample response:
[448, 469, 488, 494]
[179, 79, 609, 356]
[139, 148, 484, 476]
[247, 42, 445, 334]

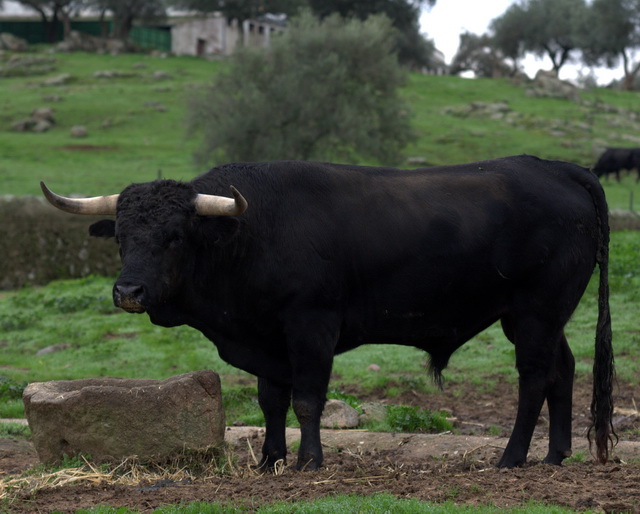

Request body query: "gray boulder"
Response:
[0, 33, 28, 51]
[320, 399, 359, 428]
[42, 73, 74, 86]
[23, 370, 225, 464]
[70, 125, 88, 138]
[528, 70, 579, 101]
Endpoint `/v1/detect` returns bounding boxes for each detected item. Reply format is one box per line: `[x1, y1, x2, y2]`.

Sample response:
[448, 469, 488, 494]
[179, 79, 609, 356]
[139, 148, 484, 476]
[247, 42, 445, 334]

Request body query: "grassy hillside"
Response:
[1, 50, 639, 209]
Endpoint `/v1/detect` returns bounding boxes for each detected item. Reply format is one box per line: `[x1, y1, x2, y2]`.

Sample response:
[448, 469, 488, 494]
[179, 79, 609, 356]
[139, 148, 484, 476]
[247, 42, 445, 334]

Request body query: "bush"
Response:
[188, 11, 415, 165]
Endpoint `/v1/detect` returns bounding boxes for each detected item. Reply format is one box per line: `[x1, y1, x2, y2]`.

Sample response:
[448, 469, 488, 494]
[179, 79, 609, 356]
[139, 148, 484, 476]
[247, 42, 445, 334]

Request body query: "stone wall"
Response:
[1, 196, 120, 290]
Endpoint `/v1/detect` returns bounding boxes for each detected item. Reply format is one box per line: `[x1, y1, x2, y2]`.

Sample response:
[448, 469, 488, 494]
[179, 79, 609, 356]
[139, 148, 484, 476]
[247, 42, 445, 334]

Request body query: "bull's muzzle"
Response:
[113, 283, 146, 313]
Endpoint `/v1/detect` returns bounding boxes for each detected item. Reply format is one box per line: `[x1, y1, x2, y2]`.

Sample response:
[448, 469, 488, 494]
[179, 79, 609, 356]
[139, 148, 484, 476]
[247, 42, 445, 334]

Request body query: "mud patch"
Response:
[3, 379, 640, 512]
[58, 145, 118, 151]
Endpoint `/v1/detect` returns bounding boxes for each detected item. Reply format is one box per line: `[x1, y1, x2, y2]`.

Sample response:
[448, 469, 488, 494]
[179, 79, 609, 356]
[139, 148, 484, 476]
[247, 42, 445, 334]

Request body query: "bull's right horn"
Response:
[194, 186, 248, 216]
[40, 182, 119, 215]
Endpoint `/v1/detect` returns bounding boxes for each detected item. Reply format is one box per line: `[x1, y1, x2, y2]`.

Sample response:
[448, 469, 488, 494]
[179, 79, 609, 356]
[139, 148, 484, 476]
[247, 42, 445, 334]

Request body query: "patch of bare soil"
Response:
[3, 379, 640, 513]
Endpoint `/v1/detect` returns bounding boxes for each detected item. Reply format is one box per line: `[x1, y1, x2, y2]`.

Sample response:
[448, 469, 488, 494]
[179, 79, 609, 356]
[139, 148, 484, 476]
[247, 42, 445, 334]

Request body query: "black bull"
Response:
[41, 155, 615, 470]
[593, 147, 640, 181]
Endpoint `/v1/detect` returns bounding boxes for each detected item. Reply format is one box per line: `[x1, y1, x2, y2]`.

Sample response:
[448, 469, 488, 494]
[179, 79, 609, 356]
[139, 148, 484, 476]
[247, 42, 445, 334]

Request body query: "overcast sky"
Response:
[419, 0, 622, 84]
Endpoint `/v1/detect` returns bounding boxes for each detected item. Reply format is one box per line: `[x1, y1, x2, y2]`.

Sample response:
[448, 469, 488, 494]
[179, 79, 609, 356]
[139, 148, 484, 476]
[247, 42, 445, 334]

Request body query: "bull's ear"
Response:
[89, 219, 116, 238]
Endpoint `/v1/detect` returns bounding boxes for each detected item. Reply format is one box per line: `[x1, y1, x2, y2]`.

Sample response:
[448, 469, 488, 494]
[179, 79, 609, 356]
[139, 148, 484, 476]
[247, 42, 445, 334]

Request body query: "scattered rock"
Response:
[11, 107, 55, 133]
[609, 210, 640, 231]
[144, 101, 167, 112]
[32, 120, 53, 133]
[367, 363, 381, 371]
[93, 70, 136, 79]
[151, 70, 172, 81]
[0, 32, 28, 52]
[70, 125, 88, 138]
[527, 70, 579, 101]
[35, 343, 70, 356]
[406, 157, 429, 167]
[23, 370, 226, 464]
[320, 399, 359, 429]
[358, 402, 388, 426]
[56, 31, 138, 55]
[42, 73, 74, 86]
[31, 107, 55, 123]
[444, 101, 511, 119]
[0, 55, 56, 77]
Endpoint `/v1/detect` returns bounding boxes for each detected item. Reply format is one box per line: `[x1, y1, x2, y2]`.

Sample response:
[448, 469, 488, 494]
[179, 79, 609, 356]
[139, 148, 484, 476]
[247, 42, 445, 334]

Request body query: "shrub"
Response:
[188, 11, 414, 165]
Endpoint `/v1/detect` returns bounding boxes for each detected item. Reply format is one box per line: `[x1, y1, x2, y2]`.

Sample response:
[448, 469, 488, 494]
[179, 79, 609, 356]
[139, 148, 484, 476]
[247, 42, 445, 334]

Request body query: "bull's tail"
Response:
[585, 177, 616, 464]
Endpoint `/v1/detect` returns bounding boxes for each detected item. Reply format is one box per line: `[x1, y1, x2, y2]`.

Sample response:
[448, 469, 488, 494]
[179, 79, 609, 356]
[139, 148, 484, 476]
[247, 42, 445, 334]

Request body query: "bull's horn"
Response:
[40, 182, 118, 215]
[194, 186, 248, 216]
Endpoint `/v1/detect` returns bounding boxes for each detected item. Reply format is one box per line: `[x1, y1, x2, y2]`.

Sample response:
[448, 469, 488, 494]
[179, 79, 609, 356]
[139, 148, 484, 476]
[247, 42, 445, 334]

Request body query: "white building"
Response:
[171, 14, 287, 57]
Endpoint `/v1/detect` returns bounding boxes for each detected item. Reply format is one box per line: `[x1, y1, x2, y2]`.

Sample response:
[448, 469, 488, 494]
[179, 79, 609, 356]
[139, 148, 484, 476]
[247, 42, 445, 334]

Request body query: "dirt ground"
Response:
[2, 378, 640, 513]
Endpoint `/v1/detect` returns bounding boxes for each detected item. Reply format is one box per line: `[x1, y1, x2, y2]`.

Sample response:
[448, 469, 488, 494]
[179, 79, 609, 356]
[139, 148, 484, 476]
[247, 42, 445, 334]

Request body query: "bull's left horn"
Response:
[40, 182, 118, 215]
[194, 186, 248, 216]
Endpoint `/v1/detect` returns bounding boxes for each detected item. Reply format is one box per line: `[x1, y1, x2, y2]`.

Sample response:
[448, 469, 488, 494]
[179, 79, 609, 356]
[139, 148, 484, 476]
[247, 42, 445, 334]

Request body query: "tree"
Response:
[578, 0, 640, 90]
[490, 0, 587, 75]
[489, 3, 527, 70]
[308, 0, 438, 69]
[16, 0, 88, 41]
[89, 0, 166, 41]
[173, 0, 306, 23]
[449, 32, 513, 78]
[187, 12, 415, 165]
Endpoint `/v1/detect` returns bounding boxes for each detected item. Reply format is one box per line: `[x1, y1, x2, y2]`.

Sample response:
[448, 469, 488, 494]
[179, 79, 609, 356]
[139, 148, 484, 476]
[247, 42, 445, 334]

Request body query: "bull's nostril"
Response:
[117, 284, 144, 300]
[113, 283, 146, 313]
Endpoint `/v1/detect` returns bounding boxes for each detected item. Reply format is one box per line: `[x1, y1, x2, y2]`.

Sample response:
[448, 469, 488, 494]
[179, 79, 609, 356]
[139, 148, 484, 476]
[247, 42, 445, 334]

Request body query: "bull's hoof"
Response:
[543, 449, 571, 466]
[253, 455, 287, 474]
[295, 458, 322, 471]
[496, 455, 526, 469]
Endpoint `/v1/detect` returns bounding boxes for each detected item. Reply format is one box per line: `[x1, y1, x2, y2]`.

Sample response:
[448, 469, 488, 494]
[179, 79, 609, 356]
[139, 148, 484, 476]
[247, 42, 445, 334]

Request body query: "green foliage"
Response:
[187, 11, 415, 165]
[177, 0, 307, 22]
[309, 0, 437, 69]
[0, 377, 27, 405]
[0, 422, 30, 439]
[327, 389, 362, 411]
[384, 404, 453, 433]
[492, 0, 581, 72]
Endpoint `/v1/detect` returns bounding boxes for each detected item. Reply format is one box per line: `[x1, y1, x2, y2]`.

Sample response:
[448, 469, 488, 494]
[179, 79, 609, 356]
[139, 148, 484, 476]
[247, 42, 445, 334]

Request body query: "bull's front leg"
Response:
[257, 377, 291, 470]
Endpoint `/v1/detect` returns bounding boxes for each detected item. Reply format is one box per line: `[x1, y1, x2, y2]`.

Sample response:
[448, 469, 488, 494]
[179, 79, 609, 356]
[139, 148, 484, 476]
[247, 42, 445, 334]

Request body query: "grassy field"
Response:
[2, 49, 640, 512]
[1, 50, 640, 206]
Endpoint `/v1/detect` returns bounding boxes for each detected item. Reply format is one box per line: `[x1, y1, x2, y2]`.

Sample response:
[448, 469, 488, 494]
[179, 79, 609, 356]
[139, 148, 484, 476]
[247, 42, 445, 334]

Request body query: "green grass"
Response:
[1, 49, 639, 514]
[1, 51, 223, 196]
[1, 49, 639, 210]
[76, 494, 581, 513]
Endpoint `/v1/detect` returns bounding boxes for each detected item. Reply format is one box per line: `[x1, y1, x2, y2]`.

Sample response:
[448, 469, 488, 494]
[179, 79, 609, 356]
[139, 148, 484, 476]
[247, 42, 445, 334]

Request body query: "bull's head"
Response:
[41, 181, 247, 321]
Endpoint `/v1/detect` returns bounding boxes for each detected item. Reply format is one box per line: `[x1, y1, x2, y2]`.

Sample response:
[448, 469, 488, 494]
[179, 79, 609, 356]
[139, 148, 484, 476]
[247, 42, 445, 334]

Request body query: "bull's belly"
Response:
[336, 306, 503, 354]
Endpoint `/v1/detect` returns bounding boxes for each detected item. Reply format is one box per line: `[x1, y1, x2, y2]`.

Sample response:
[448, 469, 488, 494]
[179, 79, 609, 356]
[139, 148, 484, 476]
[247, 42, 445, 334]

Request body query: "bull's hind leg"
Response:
[543, 333, 575, 465]
[498, 315, 566, 468]
[257, 377, 291, 470]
